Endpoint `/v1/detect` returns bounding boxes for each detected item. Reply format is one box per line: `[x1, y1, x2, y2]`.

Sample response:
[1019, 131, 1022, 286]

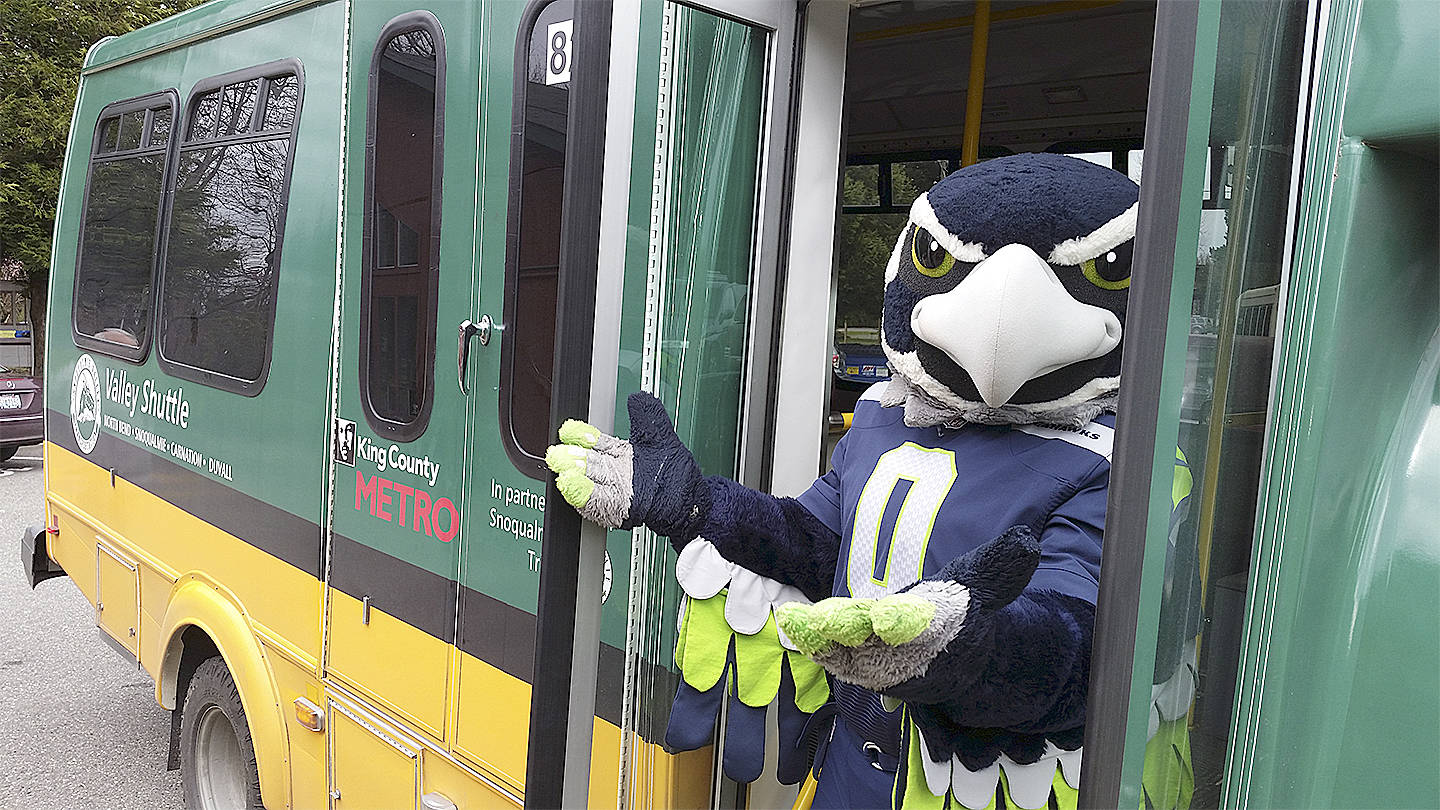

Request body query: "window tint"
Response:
[360, 14, 445, 438]
[73, 93, 176, 359]
[159, 63, 302, 392]
[501, 0, 573, 474]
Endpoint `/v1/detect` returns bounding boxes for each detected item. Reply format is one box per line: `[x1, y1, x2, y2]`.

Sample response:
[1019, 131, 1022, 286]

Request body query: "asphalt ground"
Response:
[0, 449, 183, 809]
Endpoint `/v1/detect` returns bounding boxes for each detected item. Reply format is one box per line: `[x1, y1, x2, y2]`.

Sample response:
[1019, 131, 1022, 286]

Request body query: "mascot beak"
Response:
[910, 243, 1122, 407]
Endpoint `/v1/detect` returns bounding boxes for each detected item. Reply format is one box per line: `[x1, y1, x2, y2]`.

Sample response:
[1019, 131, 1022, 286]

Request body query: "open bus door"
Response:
[513, 1, 803, 806]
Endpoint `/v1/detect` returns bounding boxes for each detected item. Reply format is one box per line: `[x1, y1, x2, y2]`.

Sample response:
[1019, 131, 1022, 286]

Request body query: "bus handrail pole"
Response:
[960, 0, 990, 167]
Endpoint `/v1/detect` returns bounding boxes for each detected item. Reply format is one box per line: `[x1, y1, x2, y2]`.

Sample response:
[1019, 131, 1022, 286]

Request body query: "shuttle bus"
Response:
[20, 0, 1437, 807]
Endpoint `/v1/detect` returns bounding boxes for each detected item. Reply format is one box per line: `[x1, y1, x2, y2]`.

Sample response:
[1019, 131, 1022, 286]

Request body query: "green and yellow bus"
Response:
[20, 0, 1437, 808]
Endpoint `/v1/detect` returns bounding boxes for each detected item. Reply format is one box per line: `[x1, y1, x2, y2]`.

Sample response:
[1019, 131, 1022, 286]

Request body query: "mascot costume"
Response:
[548, 153, 1144, 809]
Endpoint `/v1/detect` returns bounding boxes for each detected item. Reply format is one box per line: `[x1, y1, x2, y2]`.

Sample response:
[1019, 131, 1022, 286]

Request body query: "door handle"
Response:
[457, 315, 492, 395]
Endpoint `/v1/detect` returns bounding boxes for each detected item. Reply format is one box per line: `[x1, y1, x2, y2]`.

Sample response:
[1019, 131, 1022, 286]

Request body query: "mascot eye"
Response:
[911, 227, 956, 278]
[1081, 242, 1133, 290]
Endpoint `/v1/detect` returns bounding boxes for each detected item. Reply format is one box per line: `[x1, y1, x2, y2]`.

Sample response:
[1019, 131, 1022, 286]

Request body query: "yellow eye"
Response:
[1081, 244, 1132, 290]
[911, 227, 956, 278]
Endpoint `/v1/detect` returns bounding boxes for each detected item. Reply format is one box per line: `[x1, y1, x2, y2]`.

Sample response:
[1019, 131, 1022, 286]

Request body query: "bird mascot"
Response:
[548, 153, 1142, 809]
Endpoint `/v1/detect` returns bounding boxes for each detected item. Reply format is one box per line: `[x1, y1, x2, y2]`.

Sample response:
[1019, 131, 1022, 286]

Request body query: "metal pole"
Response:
[961, 0, 990, 167]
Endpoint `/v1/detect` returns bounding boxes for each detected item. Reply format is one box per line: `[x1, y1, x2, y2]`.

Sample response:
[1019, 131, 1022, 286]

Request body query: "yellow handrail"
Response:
[961, 0, 991, 167]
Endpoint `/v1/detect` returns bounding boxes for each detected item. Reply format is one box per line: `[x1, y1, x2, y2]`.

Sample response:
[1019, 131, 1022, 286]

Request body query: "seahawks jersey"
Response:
[797, 384, 1113, 606]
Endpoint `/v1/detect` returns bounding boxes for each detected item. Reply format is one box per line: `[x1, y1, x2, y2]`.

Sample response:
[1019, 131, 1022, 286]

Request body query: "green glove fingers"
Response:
[545, 445, 594, 510]
[733, 615, 785, 707]
[558, 419, 603, 449]
[775, 602, 834, 657]
[546, 421, 635, 528]
[812, 597, 875, 646]
[776, 592, 940, 657]
[787, 651, 830, 713]
[871, 593, 937, 645]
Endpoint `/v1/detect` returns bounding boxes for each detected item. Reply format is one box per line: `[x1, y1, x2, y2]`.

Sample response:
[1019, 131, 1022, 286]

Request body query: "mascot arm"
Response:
[547, 391, 840, 601]
[889, 588, 1093, 732]
[693, 476, 841, 603]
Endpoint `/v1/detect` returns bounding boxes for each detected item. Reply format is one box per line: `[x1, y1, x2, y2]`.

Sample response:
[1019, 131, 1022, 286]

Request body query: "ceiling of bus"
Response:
[845, 0, 1156, 155]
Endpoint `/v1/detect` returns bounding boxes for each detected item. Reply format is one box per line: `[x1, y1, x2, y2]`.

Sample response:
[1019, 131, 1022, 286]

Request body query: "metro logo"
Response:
[355, 470, 459, 543]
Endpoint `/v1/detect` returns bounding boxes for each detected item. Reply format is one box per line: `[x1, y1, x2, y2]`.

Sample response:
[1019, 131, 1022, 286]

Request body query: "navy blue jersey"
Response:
[797, 385, 1113, 604]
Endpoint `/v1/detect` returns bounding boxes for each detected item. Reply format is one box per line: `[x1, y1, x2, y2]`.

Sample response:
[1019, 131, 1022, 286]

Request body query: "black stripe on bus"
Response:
[456, 584, 667, 729]
[47, 408, 324, 577]
[330, 532, 457, 644]
[48, 409, 659, 731]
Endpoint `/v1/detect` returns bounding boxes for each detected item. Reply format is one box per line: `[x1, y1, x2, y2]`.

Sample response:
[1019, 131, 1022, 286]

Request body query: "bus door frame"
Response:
[1081, 1, 1221, 806]
[524, 0, 806, 806]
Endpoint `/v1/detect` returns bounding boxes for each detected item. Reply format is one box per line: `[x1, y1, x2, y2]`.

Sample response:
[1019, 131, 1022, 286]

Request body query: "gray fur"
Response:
[581, 442, 634, 528]
[812, 581, 971, 692]
[881, 377, 1116, 430]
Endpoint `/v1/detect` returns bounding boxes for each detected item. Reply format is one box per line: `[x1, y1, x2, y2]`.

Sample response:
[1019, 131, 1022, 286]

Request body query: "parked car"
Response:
[0, 366, 42, 462]
[831, 343, 890, 414]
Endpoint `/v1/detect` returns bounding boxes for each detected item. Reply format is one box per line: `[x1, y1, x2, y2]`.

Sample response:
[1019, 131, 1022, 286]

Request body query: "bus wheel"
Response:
[181, 657, 263, 810]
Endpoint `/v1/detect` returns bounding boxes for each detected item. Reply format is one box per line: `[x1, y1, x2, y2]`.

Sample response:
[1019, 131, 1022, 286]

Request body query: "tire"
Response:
[180, 657, 264, 810]
[0, 446, 17, 462]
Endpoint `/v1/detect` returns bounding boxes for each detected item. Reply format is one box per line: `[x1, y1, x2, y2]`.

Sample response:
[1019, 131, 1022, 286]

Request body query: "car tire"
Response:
[181, 657, 264, 810]
[0, 446, 16, 462]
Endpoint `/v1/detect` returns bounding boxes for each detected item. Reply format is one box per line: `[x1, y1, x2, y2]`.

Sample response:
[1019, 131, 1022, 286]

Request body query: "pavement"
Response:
[0, 449, 182, 809]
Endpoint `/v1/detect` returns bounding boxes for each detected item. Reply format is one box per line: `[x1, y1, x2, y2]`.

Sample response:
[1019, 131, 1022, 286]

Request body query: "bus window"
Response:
[890, 159, 947, 206]
[158, 62, 303, 393]
[72, 92, 176, 361]
[500, 0, 573, 476]
[360, 13, 445, 439]
[1137, 2, 1309, 806]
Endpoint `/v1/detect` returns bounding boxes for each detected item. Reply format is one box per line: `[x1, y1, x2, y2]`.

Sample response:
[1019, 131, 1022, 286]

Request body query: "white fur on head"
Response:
[908, 194, 988, 264]
[1047, 202, 1138, 265]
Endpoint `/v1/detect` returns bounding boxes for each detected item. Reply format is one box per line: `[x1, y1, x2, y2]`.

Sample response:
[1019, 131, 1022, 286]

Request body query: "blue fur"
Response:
[898, 589, 1094, 771]
[621, 393, 711, 538]
[695, 476, 842, 603]
[925, 153, 1139, 256]
[882, 275, 925, 354]
[623, 391, 841, 602]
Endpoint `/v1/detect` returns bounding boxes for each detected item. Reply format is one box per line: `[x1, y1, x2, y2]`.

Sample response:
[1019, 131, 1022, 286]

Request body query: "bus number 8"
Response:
[545, 20, 573, 86]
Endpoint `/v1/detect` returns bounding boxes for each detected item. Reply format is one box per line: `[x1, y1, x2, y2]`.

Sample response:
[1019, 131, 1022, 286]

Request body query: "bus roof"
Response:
[84, 0, 330, 74]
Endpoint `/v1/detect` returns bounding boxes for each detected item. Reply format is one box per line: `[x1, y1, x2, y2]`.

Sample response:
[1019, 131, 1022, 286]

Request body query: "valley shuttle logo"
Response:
[70, 354, 102, 454]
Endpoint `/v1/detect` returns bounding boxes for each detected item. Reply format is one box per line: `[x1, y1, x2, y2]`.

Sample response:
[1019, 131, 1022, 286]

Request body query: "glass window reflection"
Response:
[363, 20, 443, 430]
[1139, 2, 1308, 807]
[503, 0, 574, 465]
[160, 69, 301, 387]
[73, 95, 175, 358]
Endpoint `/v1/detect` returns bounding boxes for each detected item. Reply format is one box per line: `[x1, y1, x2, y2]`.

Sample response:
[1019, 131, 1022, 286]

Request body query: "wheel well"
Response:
[165, 626, 221, 771]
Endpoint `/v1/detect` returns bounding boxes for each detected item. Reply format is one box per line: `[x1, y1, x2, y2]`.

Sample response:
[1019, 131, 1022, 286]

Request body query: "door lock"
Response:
[457, 315, 493, 395]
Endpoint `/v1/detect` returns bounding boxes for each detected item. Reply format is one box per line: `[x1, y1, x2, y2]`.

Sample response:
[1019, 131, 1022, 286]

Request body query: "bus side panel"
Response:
[44, 1, 350, 805]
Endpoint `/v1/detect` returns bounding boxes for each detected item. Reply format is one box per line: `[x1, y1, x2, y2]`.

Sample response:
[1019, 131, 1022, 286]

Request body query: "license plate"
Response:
[0, 393, 20, 409]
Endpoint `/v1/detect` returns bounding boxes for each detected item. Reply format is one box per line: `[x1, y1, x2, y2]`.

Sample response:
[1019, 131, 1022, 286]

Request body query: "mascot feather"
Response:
[549, 153, 1141, 809]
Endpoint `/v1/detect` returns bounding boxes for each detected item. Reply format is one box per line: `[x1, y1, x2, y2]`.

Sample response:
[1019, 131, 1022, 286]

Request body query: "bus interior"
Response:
[817, 3, 1275, 806]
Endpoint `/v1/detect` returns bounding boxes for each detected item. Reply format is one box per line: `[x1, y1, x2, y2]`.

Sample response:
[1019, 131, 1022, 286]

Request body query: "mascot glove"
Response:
[774, 527, 1041, 697]
[896, 706, 1082, 810]
[665, 539, 830, 785]
[546, 392, 708, 541]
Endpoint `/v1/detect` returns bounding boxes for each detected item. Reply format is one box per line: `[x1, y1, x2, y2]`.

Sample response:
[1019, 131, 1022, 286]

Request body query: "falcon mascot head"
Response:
[878, 153, 1140, 428]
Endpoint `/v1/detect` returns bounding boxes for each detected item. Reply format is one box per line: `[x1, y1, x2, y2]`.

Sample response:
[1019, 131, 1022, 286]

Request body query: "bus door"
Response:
[325, 2, 478, 784]
[599, 3, 802, 806]
[449, 0, 800, 805]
